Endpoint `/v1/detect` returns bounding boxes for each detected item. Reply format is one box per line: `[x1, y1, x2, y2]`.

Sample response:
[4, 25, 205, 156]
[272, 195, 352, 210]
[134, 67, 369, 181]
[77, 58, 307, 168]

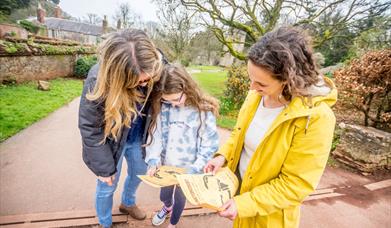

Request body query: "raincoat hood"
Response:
[285, 77, 337, 117]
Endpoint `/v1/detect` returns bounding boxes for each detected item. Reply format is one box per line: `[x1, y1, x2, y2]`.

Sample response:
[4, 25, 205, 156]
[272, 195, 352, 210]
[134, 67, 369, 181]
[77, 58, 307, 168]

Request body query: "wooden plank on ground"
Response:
[0, 209, 123, 225]
[305, 192, 344, 201]
[0, 205, 212, 227]
[0, 215, 127, 228]
[310, 188, 336, 195]
[364, 179, 391, 191]
[182, 207, 215, 216]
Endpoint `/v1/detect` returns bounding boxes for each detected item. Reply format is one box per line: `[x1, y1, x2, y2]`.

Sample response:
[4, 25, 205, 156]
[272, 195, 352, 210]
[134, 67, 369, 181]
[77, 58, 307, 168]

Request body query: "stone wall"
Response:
[332, 123, 391, 174]
[0, 54, 82, 83]
[0, 23, 29, 39]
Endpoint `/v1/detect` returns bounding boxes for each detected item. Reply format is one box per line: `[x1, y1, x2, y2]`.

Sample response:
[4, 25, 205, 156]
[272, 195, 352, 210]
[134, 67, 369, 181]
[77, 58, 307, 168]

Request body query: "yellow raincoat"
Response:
[217, 78, 337, 228]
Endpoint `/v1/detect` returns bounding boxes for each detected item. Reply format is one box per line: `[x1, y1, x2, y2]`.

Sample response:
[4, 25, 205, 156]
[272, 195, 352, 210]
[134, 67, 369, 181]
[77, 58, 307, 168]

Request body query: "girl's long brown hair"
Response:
[87, 29, 163, 142]
[146, 64, 219, 145]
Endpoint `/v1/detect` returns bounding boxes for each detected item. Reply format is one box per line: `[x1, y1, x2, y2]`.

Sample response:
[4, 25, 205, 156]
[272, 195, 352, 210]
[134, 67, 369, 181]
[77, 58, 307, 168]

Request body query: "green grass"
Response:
[194, 71, 227, 97]
[0, 65, 237, 142]
[188, 65, 238, 129]
[216, 114, 238, 130]
[188, 65, 224, 71]
[0, 78, 83, 142]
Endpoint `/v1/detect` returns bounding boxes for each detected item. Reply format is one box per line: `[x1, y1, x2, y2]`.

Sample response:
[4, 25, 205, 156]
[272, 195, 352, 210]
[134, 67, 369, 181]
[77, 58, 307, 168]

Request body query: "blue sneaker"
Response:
[152, 205, 172, 226]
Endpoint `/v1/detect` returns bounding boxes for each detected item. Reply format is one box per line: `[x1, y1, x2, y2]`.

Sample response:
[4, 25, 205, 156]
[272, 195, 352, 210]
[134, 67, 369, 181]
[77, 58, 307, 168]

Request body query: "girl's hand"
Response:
[218, 199, 238, 220]
[203, 155, 226, 175]
[147, 166, 158, 177]
[98, 175, 115, 186]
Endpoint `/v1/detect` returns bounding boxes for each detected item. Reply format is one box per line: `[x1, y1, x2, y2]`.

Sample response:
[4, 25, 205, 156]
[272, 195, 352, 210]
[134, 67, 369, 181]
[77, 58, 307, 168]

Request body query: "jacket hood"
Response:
[287, 77, 337, 113]
[311, 77, 337, 107]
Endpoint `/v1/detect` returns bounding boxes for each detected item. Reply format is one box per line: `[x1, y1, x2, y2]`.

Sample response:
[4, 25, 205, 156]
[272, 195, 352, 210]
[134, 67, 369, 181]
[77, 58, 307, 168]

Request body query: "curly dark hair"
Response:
[248, 26, 322, 101]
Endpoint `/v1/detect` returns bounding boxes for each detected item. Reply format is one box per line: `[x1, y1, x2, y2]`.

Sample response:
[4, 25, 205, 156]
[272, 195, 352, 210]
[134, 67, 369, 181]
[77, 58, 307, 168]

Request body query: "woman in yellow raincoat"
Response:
[204, 27, 337, 228]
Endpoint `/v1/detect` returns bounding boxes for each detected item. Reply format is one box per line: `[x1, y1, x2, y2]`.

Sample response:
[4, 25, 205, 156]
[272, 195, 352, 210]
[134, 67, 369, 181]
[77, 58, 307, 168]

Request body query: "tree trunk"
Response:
[363, 93, 374, 127]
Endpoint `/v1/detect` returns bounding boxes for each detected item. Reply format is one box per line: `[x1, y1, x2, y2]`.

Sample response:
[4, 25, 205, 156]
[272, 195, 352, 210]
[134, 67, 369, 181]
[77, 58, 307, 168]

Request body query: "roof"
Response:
[26, 17, 114, 36]
[44, 17, 103, 36]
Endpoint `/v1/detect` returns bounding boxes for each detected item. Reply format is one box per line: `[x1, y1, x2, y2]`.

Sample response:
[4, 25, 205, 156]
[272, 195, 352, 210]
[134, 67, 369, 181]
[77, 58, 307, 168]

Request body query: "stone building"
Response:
[26, 4, 114, 44]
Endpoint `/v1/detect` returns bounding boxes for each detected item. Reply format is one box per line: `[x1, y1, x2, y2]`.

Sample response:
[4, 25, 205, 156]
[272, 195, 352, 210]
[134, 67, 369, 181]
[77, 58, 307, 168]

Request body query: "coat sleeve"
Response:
[188, 111, 219, 173]
[145, 112, 163, 166]
[233, 110, 336, 218]
[78, 65, 116, 177]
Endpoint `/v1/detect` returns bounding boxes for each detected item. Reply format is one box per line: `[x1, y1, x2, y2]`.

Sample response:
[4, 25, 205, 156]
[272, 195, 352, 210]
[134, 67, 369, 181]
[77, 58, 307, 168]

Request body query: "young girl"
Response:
[145, 64, 219, 227]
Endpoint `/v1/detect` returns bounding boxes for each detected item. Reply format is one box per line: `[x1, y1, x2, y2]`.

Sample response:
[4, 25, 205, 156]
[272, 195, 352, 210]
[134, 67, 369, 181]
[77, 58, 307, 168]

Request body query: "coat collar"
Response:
[243, 77, 337, 139]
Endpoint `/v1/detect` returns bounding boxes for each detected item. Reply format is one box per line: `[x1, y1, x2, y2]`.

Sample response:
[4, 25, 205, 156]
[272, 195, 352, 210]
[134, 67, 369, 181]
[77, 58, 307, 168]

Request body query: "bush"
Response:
[334, 49, 391, 131]
[0, 40, 24, 54]
[181, 58, 190, 67]
[222, 64, 250, 109]
[0, 39, 96, 56]
[74, 55, 98, 78]
[19, 20, 43, 34]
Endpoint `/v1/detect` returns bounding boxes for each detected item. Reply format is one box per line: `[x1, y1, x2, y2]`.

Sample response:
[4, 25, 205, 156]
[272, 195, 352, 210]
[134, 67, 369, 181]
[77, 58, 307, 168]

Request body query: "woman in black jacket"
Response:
[78, 29, 164, 228]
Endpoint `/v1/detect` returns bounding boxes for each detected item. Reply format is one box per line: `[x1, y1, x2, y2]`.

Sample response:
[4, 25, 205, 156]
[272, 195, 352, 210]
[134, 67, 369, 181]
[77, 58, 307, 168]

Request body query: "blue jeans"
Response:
[95, 140, 147, 227]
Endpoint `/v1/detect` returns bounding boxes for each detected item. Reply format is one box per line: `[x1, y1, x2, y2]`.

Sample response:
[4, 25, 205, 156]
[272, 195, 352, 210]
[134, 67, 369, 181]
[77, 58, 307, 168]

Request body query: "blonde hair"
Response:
[146, 64, 219, 145]
[87, 29, 163, 142]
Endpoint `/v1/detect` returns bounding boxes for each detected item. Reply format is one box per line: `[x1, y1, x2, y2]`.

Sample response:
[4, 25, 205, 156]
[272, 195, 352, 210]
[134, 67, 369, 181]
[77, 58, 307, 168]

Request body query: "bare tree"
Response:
[83, 13, 102, 25]
[113, 2, 143, 29]
[153, 0, 196, 60]
[172, 0, 391, 60]
[144, 21, 160, 39]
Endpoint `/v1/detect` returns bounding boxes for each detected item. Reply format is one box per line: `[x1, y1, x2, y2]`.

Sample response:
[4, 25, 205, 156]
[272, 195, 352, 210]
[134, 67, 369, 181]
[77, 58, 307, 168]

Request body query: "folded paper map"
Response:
[137, 166, 186, 188]
[176, 167, 239, 211]
[138, 166, 239, 211]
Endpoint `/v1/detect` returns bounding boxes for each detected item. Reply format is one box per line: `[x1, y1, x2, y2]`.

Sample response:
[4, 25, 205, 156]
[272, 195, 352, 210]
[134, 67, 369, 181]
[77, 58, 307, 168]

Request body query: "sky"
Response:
[59, 0, 159, 24]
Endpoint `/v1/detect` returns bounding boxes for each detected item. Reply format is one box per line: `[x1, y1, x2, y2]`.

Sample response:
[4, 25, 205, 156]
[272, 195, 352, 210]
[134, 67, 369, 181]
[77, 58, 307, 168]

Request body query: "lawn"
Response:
[188, 65, 238, 129]
[188, 65, 225, 71]
[0, 78, 83, 142]
[188, 65, 227, 98]
[0, 66, 237, 142]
